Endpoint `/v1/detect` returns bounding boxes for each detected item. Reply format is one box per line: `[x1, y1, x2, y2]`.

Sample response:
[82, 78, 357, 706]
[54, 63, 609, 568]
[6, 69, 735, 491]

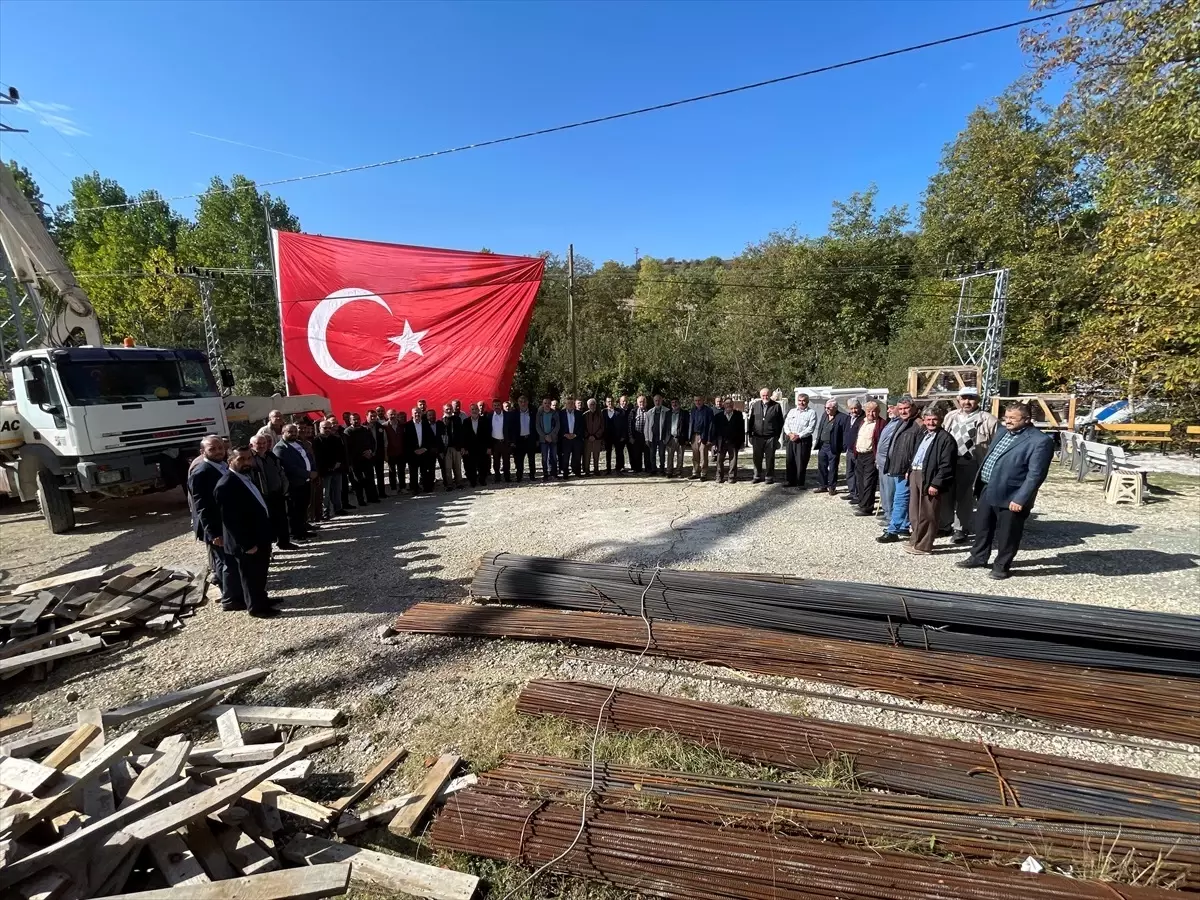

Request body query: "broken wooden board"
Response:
[198, 704, 344, 729]
[0, 605, 136, 661]
[11, 566, 111, 597]
[0, 713, 33, 738]
[105, 668, 270, 726]
[0, 637, 104, 677]
[331, 743, 407, 814]
[146, 832, 210, 887]
[11, 593, 58, 636]
[336, 775, 476, 837]
[214, 708, 244, 748]
[104, 862, 352, 900]
[284, 834, 478, 900]
[387, 753, 460, 837]
[0, 758, 59, 797]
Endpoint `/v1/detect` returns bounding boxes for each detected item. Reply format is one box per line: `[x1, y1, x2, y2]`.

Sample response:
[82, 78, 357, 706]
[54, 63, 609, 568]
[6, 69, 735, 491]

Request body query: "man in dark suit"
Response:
[366, 408, 390, 498]
[813, 399, 850, 495]
[627, 395, 648, 474]
[507, 395, 538, 482]
[344, 413, 380, 504]
[440, 403, 465, 489]
[188, 435, 243, 611]
[712, 399, 745, 484]
[273, 424, 316, 539]
[642, 394, 670, 475]
[746, 388, 784, 484]
[604, 396, 629, 474]
[957, 403, 1054, 579]
[214, 446, 279, 618]
[405, 408, 439, 492]
[558, 396, 584, 477]
[250, 433, 294, 546]
[487, 399, 511, 482]
[462, 403, 490, 487]
[904, 404, 959, 556]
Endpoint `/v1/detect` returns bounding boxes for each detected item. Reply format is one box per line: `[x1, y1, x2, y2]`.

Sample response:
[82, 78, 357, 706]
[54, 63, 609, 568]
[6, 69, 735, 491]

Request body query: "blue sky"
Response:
[0, 0, 1034, 264]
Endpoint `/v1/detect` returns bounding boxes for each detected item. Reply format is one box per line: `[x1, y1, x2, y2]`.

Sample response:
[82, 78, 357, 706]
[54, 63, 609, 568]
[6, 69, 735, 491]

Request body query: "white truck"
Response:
[0, 157, 329, 532]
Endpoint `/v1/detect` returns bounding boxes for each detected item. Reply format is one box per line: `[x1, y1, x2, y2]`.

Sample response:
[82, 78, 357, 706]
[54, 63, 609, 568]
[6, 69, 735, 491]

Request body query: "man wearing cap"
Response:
[942, 387, 999, 544]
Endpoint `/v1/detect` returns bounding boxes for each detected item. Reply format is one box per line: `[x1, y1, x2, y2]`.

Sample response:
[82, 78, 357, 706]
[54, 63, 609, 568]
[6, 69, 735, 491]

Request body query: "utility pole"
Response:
[567, 243, 577, 396]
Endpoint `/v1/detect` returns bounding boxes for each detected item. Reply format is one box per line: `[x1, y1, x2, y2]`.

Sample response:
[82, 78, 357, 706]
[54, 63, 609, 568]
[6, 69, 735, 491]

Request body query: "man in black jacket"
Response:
[876, 399, 923, 543]
[462, 403, 490, 487]
[250, 433, 294, 548]
[344, 413, 380, 504]
[812, 399, 850, 495]
[605, 396, 629, 474]
[366, 409, 390, 498]
[405, 408, 439, 492]
[439, 403, 465, 490]
[313, 418, 348, 518]
[903, 405, 958, 555]
[188, 435, 243, 611]
[627, 395, 648, 474]
[712, 399, 746, 484]
[273, 424, 317, 539]
[214, 447, 279, 618]
[746, 388, 784, 484]
[508, 395, 538, 482]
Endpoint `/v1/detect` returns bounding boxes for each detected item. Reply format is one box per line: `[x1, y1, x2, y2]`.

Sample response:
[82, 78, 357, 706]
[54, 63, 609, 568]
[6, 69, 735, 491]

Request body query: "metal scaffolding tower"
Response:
[950, 266, 1009, 400]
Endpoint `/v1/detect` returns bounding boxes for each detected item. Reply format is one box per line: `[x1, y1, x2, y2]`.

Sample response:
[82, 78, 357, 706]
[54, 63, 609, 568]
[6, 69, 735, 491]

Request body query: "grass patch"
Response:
[433, 853, 638, 900]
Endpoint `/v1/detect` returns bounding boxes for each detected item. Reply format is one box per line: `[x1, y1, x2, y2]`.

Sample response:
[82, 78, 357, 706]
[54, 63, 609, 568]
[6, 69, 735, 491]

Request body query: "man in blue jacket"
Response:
[812, 399, 851, 495]
[956, 403, 1054, 580]
[688, 396, 715, 481]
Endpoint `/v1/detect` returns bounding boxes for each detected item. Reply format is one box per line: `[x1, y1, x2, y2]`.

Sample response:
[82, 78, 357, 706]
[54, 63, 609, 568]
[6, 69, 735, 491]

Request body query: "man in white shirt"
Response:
[489, 398, 511, 483]
[782, 393, 818, 487]
[513, 395, 537, 481]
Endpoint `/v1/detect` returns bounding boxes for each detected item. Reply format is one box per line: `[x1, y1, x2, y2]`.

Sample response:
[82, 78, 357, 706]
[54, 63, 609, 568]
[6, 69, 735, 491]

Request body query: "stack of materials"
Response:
[470, 553, 1200, 676]
[514, 680, 1200, 822]
[0, 565, 207, 682]
[431, 754, 1200, 896]
[0, 668, 479, 900]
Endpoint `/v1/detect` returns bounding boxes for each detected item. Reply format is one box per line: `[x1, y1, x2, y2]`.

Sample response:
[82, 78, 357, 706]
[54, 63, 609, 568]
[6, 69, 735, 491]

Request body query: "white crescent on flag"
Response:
[307, 288, 391, 381]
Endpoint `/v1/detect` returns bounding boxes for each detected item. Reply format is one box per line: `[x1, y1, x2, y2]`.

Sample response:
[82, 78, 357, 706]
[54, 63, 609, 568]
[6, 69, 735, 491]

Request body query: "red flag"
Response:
[274, 231, 544, 416]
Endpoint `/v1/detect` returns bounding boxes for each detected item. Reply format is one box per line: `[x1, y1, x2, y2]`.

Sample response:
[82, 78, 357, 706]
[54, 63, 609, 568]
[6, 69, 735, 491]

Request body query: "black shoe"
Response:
[344, 503, 357, 510]
[988, 569, 1010, 580]
[897, 529, 912, 537]
[955, 559, 987, 569]
[753, 477, 764, 484]
[853, 510, 873, 517]
[221, 601, 247, 612]
[876, 533, 899, 544]
[504, 475, 512, 483]
[277, 542, 299, 550]
[268, 596, 286, 607]
[688, 474, 700, 481]
[810, 486, 825, 493]
[718, 476, 726, 484]
[937, 527, 953, 538]
[952, 531, 970, 545]
[249, 607, 282, 619]
[765, 478, 775, 485]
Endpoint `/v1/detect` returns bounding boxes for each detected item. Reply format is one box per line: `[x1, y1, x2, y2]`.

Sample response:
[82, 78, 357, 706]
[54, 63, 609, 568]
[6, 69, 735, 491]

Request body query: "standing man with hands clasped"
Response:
[215, 446, 280, 619]
[747, 388, 784, 484]
[942, 386, 999, 544]
[957, 403, 1053, 580]
[782, 393, 818, 488]
[903, 405, 958, 556]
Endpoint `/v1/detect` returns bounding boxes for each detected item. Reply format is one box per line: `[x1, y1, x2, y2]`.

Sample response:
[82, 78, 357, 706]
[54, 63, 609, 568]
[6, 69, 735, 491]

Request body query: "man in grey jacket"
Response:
[642, 394, 670, 476]
[941, 387, 999, 543]
[956, 403, 1053, 579]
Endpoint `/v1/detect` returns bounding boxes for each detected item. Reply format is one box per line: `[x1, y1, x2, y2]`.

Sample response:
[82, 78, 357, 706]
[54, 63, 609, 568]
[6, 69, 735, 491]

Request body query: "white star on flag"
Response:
[388, 320, 428, 361]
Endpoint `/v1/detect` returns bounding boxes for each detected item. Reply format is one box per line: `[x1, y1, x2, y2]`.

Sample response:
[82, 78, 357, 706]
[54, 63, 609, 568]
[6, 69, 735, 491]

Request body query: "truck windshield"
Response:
[55, 359, 219, 406]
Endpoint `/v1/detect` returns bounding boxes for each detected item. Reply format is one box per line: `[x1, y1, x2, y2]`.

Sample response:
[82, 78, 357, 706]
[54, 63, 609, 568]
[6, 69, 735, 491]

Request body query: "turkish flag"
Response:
[274, 230, 544, 416]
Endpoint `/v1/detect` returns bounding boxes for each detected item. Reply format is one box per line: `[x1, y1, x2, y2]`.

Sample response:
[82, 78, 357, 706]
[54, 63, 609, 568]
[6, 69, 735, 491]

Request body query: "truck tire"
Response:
[36, 466, 76, 534]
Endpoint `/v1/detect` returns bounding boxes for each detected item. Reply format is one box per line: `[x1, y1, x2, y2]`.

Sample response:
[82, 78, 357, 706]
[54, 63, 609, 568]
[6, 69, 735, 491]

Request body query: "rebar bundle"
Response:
[430, 783, 1184, 900]
[516, 680, 1200, 822]
[455, 754, 1200, 889]
[393, 602, 1200, 743]
[473, 553, 1200, 677]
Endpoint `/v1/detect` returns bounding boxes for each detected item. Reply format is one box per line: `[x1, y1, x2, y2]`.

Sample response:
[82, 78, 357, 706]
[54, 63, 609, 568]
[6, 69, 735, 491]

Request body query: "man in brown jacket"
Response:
[583, 398, 606, 476]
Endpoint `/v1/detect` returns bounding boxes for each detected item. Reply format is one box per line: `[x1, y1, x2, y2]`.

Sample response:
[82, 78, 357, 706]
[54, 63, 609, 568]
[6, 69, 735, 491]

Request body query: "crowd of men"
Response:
[186, 386, 1053, 614]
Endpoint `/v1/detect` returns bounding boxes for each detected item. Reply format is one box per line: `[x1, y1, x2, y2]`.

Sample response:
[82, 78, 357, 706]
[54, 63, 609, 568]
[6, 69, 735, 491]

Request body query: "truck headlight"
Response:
[96, 470, 125, 485]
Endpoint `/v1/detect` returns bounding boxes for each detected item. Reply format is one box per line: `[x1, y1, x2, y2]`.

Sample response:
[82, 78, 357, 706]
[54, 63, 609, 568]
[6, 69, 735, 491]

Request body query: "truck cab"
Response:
[1, 345, 230, 532]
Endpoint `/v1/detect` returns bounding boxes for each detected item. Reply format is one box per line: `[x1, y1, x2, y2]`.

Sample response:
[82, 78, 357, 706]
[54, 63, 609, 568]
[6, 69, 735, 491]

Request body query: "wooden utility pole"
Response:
[567, 243, 577, 395]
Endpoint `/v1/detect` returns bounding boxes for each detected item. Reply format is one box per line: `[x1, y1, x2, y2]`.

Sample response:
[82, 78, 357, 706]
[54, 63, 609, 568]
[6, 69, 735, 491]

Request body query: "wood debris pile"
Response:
[0, 668, 479, 900]
[0, 566, 206, 683]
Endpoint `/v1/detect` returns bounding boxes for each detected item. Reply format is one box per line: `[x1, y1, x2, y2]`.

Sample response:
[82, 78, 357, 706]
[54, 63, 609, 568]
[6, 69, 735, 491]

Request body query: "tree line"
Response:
[5, 0, 1195, 416]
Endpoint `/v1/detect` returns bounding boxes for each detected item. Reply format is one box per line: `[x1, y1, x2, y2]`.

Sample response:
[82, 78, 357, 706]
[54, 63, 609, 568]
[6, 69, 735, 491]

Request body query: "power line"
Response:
[73, 0, 1118, 215]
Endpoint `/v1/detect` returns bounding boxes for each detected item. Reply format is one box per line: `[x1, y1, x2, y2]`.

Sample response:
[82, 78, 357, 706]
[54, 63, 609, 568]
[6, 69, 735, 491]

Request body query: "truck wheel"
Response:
[36, 467, 76, 534]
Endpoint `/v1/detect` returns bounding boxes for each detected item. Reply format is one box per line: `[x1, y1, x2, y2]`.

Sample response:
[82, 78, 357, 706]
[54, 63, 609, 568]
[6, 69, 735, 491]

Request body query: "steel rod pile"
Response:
[516, 680, 1200, 822]
[456, 754, 1200, 889]
[393, 602, 1200, 743]
[473, 553, 1200, 676]
[430, 783, 1182, 900]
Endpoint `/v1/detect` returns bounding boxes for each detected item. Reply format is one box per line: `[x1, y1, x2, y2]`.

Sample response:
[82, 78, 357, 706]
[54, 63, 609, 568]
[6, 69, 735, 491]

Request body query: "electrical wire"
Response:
[72, 0, 1119, 215]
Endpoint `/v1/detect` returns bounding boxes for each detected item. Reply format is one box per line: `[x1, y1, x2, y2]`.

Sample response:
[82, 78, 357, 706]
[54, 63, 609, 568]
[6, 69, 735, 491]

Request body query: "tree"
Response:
[5, 160, 50, 230]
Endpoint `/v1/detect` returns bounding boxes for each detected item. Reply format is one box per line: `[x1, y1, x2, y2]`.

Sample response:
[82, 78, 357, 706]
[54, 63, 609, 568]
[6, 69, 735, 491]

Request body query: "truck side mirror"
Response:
[26, 376, 49, 407]
[220, 368, 235, 389]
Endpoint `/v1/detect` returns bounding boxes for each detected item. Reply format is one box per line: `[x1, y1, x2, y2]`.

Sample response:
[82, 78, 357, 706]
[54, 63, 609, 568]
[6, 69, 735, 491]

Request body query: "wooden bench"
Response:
[1187, 425, 1200, 457]
[1077, 439, 1146, 495]
[1096, 422, 1173, 453]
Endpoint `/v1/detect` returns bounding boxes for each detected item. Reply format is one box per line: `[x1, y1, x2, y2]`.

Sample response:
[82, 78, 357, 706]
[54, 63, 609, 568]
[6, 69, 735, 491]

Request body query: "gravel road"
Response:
[2, 460, 1198, 805]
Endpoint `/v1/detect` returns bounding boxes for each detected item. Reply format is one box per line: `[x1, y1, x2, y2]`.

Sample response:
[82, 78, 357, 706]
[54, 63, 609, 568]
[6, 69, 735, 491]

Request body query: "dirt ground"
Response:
[1, 458, 1198, 886]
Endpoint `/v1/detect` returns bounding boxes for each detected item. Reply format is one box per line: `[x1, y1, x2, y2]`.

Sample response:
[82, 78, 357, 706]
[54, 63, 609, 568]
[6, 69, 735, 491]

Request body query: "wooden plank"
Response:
[189, 743, 283, 766]
[219, 827, 279, 875]
[199, 771, 336, 826]
[123, 739, 327, 843]
[0, 713, 33, 738]
[387, 753, 459, 837]
[43, 723, 103, 770]
[89, 840, 137, 896]
[104, 863, 352, 900]
[147, 832, 211, 886]
[335, 792, 419, 837]
[0, 778, 190, 888]
[215, 708, 244, 747]
[100, 566, 156, 593]
[137, 690, 222, 742]
[267, 759, 312, 783]
[199, 705, 345, 729]
[12, 593, 59, 634]
[120, 737, 191, 807]
[0, 757, 59, 796]
[0, 637, 104, 676]
[12, 566, 111, 597]
[1, 725, 76, 760]
[182, 820, 237, 881]
[0, 605, 135, 660]
[144, 613, 176, 633]
[12, 869, 71, 900]
[331, 743, 407, 814]
[104, 668, 270, 726]
[283, 834, 478, 900]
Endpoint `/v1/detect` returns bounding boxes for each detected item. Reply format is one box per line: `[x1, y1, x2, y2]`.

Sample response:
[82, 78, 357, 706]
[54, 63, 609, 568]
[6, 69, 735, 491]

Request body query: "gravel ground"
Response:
[1, 458, 1198, 810]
